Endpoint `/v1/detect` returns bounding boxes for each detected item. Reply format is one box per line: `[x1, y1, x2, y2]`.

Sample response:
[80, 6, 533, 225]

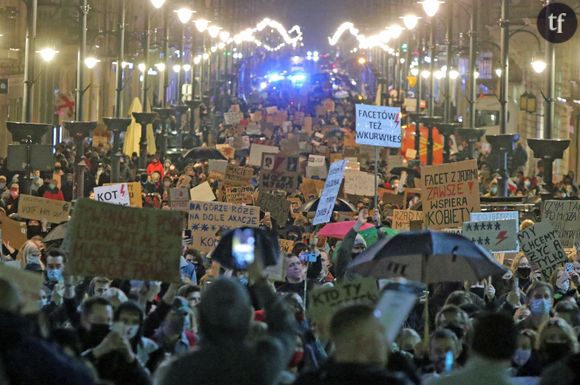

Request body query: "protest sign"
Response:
[0, 263, 44, 314]
[224, 164, 254, 186]
[224, 186, 254, 205]
[208, 159, 228, 176]
[462, 219, 518, 253]
[355, 104, 401, 148]
[306, 165, 328, 179]
[95, 183, 130, 206]
[248, 144, 279, 166]
[169, 188, 189, 202]
[300, 178, 325, 199]
[257, 192, 291, 225]
[17, 194, 70, 223]
[344, 170, 375, 196]
[420, 159, 480, 230]
[125, 182, 142, 208]
[65, 199, 182, 282]
[280, 137, 300, 154]
[308, 155, 326, 167]
[260, 153, 300, 192]
[0, 214, 28, 249]
[279, 239, 295, 255]
[517, 221, 567, 280]
[313, 160, 347, 225]
[246, 122, 261, 136]
[392, 209, 424, 231]
[263, 253, 286, 282]
[470, 211, 520, 252]
[543, 200, 580, 247]
[216, 144, 235, 160]
[223, 111, 243, 125]
[190, 182, 216, 202]
[308, 277, 378, 325]
[188, 201, 260, 252]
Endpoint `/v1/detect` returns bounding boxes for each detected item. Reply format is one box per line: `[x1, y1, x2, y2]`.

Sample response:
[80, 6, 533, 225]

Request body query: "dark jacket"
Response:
[155, 280, 296, 385]
[0, 311, 94, 385]
[294, 361, 412, 385]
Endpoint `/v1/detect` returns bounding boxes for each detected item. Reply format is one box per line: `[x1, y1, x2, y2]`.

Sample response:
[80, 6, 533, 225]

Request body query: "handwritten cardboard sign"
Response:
[216, 144, 235, 160]
[462, 219, 518, 253]
[257, 191, 290, 226]
[224, 164, 254, 186]
[382, 192, 406, 208]
[260, 153, 300, 192]
[105, 182, 142, 208]
[224, 111, 243, 125]
[190, 182, 216, 202]
[95, 183, 130, 206]
[308, 277, 378, 326]
[313, 160, 348, 225]
[0, 263, 44, 314]
[0, 214, 28, 249]
[224, 186, 254, 205]
[517, 221, 567, 280]
[344, 170, 375, 196]
[208, 159, 228, 176]
[279, 239, 295, 255]
[169, 188, 189, 202]
[300, 178, 325, 200]
[17, 194, 70, 223]
[249, 144, 279, 166]
[65, 199, 182, 282]
[188, 201, 260, 252]
[355, 104, 402, 148]
[543, 200, 580, 247]
[392, 209, 424, 231]
[420, 159, 480, 230]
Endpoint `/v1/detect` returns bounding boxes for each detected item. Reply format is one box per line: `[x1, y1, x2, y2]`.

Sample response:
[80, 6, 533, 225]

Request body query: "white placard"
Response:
[355, 104, 402, 148]
[94, 183, 130, 206]
[313, 160, 348, 225]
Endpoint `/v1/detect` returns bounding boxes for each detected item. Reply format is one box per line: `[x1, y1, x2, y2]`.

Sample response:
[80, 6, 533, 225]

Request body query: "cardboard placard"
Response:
[0, 263, 44, 314]
[17, 194, 70, 223]
[188, 201, 260, 252]
[263, 253, 286, 282]
[224, 186, 254, 205]
[313, 160, 348, 225]
[257, 192, 291, 225]
[355, 104, 401, 148]
[225, 165, 254, 186]
[344, 170, 375, 196]
[308, 277, 379, 326]
[246, 122, 261, 136]
[249, 144, 279, 166]
[224, 111, 243, 125]
[190, 182, 216, 202]
[250, 111, 263, 122]
[280, 137, 300, 154]
[169, 188, 189, 202]
[216, 144, 235, 160]
[300, 178, 325, 199]
[306, 165, 328, 179]
[420, 159, 480, 230]
[462, 219, 518, 253]
[65, 199, 182, 282]
[260, 153, 300, 192]
[543, 200, 580, 247]
[392, 209, 424, 231]
[0, 214, 28, 249]
[94, 183, 130, 206]
[517, 221, 567, 280]
[308, 155, 326, 167]
[279, 239, 295, 255]
[208, 159, 228, 176]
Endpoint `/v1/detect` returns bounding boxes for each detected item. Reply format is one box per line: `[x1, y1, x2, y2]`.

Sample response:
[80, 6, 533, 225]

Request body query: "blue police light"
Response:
[266, 72, 285, 82]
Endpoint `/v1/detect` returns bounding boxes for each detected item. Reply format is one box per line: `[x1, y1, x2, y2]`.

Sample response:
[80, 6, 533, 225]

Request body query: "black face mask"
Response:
[517, 267, 531, 279]
[470, 287, 485, 299]
[27, 225, 42, 238]
[86, 323, 111, 349]
[542, 342, 570, 365]
[443, 323, 465, 340]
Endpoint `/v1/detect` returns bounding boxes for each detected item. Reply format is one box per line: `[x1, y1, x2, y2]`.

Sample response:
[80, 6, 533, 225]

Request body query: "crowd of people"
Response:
[0, 78, 579, 385]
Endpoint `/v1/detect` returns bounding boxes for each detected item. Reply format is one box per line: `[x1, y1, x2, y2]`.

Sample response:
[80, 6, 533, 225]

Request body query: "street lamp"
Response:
[84, 56, 99, 69]
[172, 64, 181, 73]
[410, 67, 419, 76]
[219, 31, 230, 42]
[155, 62, 166, 72]
[150, 0, 165, 9]
[208, 25, 221, 39]
[495, 68, 502, 77]
[420, 0, 443, 17]
[449, 69, 459, 79]
[138, 62, 147, 72]
[38, 47, 58, 62]
[387, 24, 404, 39]
[531, 58, 546, 74]
[401, 15, 420, 30]
[194, 18, 210, 33]
[175, 7, 194, 24]
[421, 70, 431, 79]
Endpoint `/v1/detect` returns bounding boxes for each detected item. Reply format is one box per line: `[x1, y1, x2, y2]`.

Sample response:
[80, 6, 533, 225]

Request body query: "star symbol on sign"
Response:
[477, 237, 483, 244]
[192, 224, 199, 231]
[466, 224, 472, 231]
[201, 224, 209, 232]
[485, 236, 490, 245]
[495, 222, 501, 230]
[473, 223, 479, 231]
[487, 223, 493, 230]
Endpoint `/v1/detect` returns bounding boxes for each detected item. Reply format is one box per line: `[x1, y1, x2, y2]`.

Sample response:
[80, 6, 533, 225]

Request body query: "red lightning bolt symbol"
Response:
[395, 113, 400, 127]
[120, 183, 126, 197]
[495, 230, 508, 245]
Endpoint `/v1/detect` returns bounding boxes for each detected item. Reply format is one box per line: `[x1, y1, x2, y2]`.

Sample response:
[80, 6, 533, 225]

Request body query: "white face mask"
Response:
[512, 348, 532, 367]
[123, 324, 140, 339]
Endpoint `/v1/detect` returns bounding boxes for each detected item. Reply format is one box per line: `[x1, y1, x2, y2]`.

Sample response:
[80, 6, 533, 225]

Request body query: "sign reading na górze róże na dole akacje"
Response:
[188, 201, 260, 252]
[420, 159, 480, 230]
[313, 160, 348, 225]
[355, 104, 401, 148]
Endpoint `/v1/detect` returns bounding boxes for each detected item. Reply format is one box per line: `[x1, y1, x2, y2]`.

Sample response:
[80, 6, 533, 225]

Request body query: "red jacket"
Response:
[146, 160, 164, 178]
[43, 190, 65, 201]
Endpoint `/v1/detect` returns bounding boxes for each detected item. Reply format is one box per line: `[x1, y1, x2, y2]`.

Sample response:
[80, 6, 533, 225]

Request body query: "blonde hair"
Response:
[537, 317, 579, 353]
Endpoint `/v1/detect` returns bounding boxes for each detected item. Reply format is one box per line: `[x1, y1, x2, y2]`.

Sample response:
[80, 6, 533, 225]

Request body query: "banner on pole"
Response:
[313, 160, 348, 225]
[355, 104, 402, 148]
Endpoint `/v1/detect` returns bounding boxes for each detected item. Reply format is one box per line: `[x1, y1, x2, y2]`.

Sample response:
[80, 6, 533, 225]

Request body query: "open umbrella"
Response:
[44, 222, 68, 243]
[301, 198, 356, 213]
[347, 230, 507, 284]
[317, 220, 375, 240]
[182, 147, 226, 161]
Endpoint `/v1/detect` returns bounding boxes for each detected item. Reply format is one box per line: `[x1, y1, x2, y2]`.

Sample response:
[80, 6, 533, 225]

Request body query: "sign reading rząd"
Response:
[355, 104, 401, 148]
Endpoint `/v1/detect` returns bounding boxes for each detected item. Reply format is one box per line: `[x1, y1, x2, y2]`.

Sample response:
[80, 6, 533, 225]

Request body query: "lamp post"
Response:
[466, 0, 479, 130]
[115, 0, 126, 118]
[543, 0, 555, 140]
[133, 112, 158, 171]
[103, 117, 132, 182]
[499, 0, 510, 134]
[65, 121, 97, 200]
[22, 0, 38, 122]
[75, 0, 90, 121]
[443, 1, 453, 122]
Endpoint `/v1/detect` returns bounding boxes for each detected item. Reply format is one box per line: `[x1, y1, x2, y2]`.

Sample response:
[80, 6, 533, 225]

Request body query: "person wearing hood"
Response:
[154, 262, 297, 385]
[42, 178, 65, 201]
[146, 154, 164, 178]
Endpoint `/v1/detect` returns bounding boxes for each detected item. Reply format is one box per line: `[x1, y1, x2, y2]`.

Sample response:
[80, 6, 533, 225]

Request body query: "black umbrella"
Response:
[43, 222, 68, 243]
[182, 146, 226, 161]
[300, 198, 356, 213]
[347, 230, 507, 283]
[211, 227, 280, 270]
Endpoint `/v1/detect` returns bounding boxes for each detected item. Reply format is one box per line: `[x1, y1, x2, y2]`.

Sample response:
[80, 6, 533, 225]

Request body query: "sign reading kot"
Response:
[420, 159, 480, 229]
[355, 104, 401, 148]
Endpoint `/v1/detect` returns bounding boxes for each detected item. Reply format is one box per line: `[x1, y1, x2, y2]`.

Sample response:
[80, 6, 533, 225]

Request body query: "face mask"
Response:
[470, 287, 485, 298]
[491, 187, 498, 195]
[543, 342, 570, 363]
[529, 298, 552, 316]
[558, 279, 570, 293]
[0, 183, 5, 189]
[49, 183, 56, 190]
[39, 298, 49, 308]
[517, 267, 531, 279]
[444, 323, 465, 340]
[513, 348, 532, 367]
[123, 324, 140, 339]
[87, 324, 111, 348]
[46, 268, 63, 282]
